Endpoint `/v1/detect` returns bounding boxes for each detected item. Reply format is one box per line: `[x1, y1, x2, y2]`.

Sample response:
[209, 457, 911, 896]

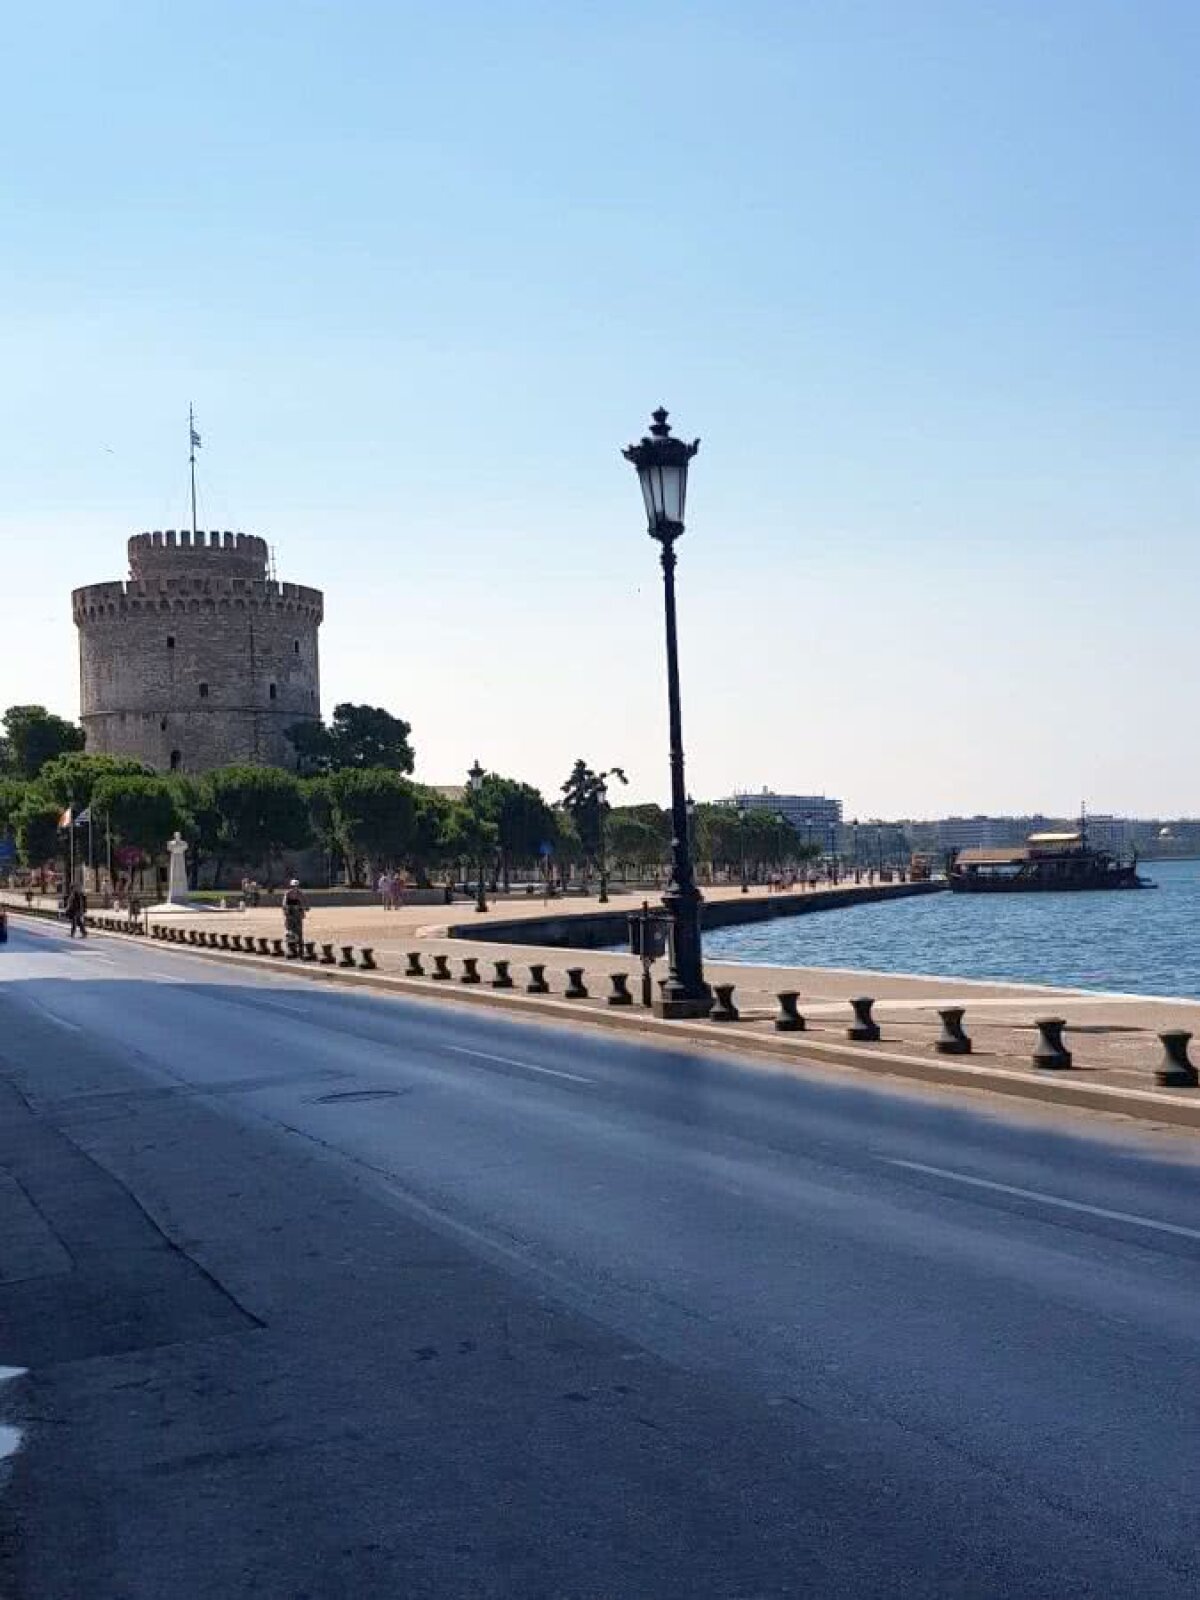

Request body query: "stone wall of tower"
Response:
[72, 530, 323, 774]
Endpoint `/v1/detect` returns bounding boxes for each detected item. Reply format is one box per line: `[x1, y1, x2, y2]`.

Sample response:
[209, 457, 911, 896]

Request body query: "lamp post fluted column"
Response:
[624, 408, 710, 1018]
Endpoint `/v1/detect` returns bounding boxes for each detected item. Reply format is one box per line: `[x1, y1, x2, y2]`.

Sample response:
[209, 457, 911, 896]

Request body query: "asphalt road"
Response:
[1, 918, 1198, 1599]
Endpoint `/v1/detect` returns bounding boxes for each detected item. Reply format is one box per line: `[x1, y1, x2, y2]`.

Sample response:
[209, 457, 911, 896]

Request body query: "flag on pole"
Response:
[58, 807, 73, 828]
[190, 425, 202, 449]
[75, 806, 91, 826]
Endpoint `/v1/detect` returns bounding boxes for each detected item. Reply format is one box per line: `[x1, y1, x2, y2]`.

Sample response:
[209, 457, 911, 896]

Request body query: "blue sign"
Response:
[538, 841, 554, 857]
[0, 838, 15, 862]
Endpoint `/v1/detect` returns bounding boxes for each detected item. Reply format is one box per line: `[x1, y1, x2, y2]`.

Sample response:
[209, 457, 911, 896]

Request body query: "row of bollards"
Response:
[147, 923, 377, 971]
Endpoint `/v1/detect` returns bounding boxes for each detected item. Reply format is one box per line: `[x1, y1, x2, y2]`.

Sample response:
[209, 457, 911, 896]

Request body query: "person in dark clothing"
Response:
[65, 885, 88, 939]
[282, 878, 307, 956]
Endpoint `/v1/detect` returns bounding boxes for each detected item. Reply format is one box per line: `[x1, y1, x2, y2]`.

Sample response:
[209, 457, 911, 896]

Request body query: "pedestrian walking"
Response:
[378, 870, 394, 911]
[65, 884, 88, 939]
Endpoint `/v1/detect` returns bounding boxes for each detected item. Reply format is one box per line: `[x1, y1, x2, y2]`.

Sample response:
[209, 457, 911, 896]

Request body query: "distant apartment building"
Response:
[934, 816, 1033, 853]
[716, 788, 843, 841]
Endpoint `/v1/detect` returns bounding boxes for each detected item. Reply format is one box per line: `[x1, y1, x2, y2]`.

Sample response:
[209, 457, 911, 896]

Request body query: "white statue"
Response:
[165, 832, 190, 905]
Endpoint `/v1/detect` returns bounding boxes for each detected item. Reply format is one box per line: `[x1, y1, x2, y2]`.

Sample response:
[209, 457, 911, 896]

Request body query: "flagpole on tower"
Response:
[189, 404, 201, 538]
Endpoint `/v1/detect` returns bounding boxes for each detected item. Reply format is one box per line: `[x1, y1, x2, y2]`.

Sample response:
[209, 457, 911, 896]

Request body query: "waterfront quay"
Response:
[15, 882, 1198, 1123]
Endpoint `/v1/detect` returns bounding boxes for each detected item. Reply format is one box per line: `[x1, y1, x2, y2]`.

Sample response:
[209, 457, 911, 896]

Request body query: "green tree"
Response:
[0, 777, 34, 840]
[91, 776, 181, 867]
[38, 753, 153, 810]
[559, 760, 627, 883]
[409, 786, 459, 885]
[479, 775, 558, 889]
[606, 803, 670, 878]
[287, 703, 415, 775]
[208, 765, 311, 878]
[2, 706, 85, 779]
[16, 799, 64, 869]
[328, 768, 417, 881]
[301, 776, 339, 884]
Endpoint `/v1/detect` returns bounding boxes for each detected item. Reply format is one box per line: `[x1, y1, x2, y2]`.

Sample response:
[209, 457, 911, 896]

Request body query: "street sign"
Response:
[0, 838, 16, 862]
[538, 841, 554, 857]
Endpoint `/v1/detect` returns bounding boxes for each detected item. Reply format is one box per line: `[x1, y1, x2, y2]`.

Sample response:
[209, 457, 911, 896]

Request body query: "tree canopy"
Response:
[560, 759, 627, 864]
[328, 768, 418, 874]
[288, 703, 414, 775]
[38, 753, 153, 809]
[91, 776, 181, 865]
[1, 705, 85, 779]
[207, 765, 311, 866]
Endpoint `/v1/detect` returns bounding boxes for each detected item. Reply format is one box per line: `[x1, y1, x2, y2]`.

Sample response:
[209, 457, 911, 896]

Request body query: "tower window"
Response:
[293, 639, 300, 654]
[160, 719, 168, 731]
[169, 750, 181, 771]
[166, 635, 175, 649]
[269, 682, 277, 700]
[198, 682, 209, 698]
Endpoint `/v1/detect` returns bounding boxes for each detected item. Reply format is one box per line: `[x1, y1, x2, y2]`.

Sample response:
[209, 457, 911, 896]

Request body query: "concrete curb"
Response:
[9, 907, 1200, 1132]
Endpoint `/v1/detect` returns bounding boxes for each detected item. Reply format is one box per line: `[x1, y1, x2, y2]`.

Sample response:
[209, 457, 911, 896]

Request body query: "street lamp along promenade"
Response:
[467, 759, 488, 913]
[623, 408, 711, 1019]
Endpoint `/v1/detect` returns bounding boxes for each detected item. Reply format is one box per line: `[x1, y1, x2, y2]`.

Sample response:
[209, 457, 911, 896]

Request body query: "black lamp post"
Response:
[624, 408, 710, 1019]
[738, 799, 748, 893]
[468, 759, 488, 913]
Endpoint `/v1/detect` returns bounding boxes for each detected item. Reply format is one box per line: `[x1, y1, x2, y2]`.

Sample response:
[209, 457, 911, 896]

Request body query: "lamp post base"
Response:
[654, 992, 713, 1020]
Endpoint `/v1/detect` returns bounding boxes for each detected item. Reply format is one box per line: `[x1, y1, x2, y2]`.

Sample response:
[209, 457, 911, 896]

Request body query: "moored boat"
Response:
[948, 829, 1149, 893]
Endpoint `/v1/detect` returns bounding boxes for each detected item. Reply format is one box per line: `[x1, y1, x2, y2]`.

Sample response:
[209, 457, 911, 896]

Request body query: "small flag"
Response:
[190, 426, 202, 449]
[58, 807, 73, 828]
[75, 806, 91, 826]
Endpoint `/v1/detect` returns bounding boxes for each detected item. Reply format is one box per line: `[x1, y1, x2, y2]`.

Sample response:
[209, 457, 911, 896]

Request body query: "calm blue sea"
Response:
[700, 859, 1200, 998]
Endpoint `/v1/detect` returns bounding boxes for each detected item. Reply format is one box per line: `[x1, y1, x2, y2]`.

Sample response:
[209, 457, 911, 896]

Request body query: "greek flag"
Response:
[74, 806, 91, 826]
[190, 426, 202, 449]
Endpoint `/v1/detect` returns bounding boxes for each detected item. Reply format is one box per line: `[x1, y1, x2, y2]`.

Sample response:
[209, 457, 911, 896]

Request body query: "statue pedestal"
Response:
[144, 831, 232, 916]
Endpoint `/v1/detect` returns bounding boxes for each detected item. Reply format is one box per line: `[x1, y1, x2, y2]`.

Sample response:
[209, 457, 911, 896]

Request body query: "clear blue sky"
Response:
[3, 1, 1197, 817]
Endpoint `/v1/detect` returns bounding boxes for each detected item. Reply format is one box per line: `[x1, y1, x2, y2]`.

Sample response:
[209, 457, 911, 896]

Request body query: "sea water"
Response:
[701, 858, 1200, 998]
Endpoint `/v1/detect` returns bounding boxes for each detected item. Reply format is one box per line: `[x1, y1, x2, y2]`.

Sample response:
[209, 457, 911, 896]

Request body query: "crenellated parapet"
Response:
[128, 529, 270, 580]
[73, 577, 324, 625]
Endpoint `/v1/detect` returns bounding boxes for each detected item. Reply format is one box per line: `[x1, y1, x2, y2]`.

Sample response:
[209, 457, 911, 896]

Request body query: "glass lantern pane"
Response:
[638, 469, 658, 526]
[660, 463, 685, 524]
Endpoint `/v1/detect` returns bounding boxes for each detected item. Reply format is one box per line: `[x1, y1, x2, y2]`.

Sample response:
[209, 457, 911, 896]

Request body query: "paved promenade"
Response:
[11, 884, 1195, 1116]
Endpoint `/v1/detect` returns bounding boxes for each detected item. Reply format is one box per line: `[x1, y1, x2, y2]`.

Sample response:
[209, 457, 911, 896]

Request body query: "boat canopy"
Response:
[955, 847, 1030, 866]
[1027, 831, 1082, 845]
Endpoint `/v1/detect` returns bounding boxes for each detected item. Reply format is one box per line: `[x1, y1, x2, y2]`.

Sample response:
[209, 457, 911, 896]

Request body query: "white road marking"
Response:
[445, 1045, 594, 1085]
[885, 1158, 1200, 1242]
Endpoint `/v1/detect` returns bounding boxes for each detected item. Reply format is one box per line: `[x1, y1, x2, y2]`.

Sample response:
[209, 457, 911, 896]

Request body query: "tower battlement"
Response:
[128, 529, 269, 580]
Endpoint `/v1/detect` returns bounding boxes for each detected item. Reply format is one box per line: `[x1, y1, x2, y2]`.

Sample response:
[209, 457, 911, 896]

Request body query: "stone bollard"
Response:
[227, 934, 240, 951]
[848, 997, 880, 1042]
[338, 945, 356, 968]
[151, 925, 162, 939]
[1032, 1017, 1072, 1070]
[527, 963, 550, 994]
[607, 972, 633, 1007]
[303, 940, 317, 961]
[271, 938, 286, 958]
[775, 992, 805, 1032]
[257, 937, 271, 955]
[208, 931, 221, 948]
[431, 953, 452, 981]
[359, 948, 377, 970]
[564, 967, 589, 999]
[460, 956, 481, 984]
[1155, 1029, 1198, 1088]
[491, 959, 514, 990]
[405, 951, 425, 977]
[188, 930, 201, 945]
[286, 938, 302, 959]
[935, 1007, 972, 1056]
[219, 933, 232, 950]
[320, 942, 337, 965]
[709, 983, 739, 1022]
